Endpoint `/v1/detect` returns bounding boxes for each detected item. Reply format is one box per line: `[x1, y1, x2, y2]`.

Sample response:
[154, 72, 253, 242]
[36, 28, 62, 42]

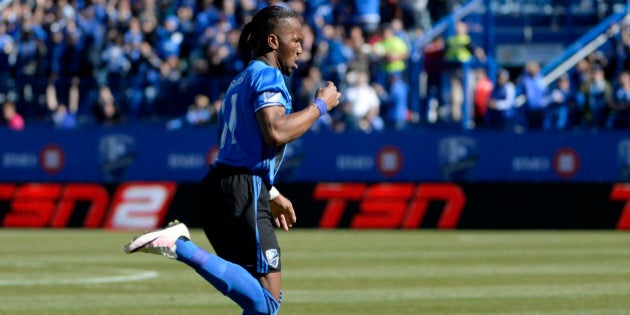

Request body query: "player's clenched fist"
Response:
[316, 81, 342, 111]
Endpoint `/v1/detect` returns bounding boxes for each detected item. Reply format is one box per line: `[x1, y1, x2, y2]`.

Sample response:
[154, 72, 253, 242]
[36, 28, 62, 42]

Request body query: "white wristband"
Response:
[269, 186, 280, 200]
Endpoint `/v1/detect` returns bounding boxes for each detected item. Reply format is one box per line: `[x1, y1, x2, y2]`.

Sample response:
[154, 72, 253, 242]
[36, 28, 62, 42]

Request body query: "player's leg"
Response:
[196, 167, 283, 314]
[258, 272, 282, 303]
[125, 224, 279, 315]
[125, 168, 281, 315]
[251, 189, 283, 302]
[173, 238, 280, 315]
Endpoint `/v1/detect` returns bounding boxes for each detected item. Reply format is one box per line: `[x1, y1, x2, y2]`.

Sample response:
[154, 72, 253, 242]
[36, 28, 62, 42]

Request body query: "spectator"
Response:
[56, 21, 92, 117]
[399, 0, 431, 30]
[100, 30, 130, 108]
[155, 15, 183, 60]
[390, 18, 411, 48]
[569, 59, 591, 94]
[353, 0, 381, 35]
[14, 22, 47, 118]
[94, 86, 123, 126]
[155, 56, 184, 116]
[342, 70, 382, 131]
[371, 22, 409, 87]
[579, 64, 612, 129]
[185, 94, 214, 127]
[195, 0, 221, 37]
[473, 67, 493, 128]
[298, 22, 316, 66]
[517, 61, 549, 130]
[423, 35, 446, 124]
[379, 73, 410, 130]
[345, 25, 371, 75]
[315, 24, 352, 87]
[46, 77, 79, 129]
[0, 22, 15, 101]
[204, 26, 238, 101]
[2, 101, 25, 131]
[78, 3, 107, 70]
[51, 104, 77, 129]
[444, 21, 484, 124]
[296, 66, 322, 109]
[608, 70, 630, 129]
[296, 67, 334, 132]
[359, 105, 384, 133]
[125, 41, 162, 119]
[166, 93, 217, 130]
[484, 69, 515, 130]
[176, 4, 198, 60]
[0, 0, 572, 134]
[546, 74, 581, 130]
[407, 25, 424, 120]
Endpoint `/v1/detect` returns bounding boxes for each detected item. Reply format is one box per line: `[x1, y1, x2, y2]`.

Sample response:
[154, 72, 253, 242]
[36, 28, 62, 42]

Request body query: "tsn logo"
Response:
[314, 183, 630, 229]
[0, 182, 176, 230]
[314, 183, 465, 229]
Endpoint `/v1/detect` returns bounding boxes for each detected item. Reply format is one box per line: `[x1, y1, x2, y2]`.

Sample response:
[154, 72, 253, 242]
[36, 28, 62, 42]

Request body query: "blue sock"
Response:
[174, 238, 281, 315]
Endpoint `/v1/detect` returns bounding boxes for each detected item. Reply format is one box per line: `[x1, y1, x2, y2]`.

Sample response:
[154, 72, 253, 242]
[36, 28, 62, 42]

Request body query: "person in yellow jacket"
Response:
[444, 21, 485, 124]
[371, 23, 409, 83]
[445, 21, 475, 63]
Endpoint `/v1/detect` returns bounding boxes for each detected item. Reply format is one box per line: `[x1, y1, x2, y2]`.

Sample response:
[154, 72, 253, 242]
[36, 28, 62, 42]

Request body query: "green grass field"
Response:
[1, 229, 630, 315]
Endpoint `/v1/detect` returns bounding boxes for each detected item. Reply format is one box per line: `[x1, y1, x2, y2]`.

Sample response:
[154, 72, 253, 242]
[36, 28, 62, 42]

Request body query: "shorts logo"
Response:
[265, 249, 279, 269]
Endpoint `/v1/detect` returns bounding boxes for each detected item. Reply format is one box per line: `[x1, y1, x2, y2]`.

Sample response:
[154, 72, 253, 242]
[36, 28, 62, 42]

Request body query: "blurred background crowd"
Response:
[1, 0, 630, 133]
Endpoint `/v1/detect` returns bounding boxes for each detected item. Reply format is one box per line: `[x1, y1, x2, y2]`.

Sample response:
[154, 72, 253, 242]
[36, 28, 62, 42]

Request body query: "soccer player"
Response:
[124, 5, 341, 315]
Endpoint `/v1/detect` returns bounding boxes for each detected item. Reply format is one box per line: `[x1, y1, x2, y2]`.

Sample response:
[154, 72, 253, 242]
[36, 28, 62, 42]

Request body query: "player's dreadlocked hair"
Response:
[238, 6, 301, 64]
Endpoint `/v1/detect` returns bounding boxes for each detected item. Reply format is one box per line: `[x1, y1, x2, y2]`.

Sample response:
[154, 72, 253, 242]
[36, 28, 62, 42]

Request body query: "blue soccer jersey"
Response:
[215, 60, 292, 186]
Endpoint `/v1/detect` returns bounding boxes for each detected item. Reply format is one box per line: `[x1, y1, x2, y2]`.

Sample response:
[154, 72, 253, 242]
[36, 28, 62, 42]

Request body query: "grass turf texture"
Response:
[1, 229, 629, 315]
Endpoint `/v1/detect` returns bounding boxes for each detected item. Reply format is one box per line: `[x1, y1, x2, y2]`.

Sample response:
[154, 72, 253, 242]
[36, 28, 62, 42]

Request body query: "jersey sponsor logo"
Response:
[263, 92, 283, 104]
[265, 249, 280, 268]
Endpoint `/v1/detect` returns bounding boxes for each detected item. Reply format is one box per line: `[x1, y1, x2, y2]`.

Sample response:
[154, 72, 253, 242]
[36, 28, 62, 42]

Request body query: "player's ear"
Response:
[267, 33, 279, 50]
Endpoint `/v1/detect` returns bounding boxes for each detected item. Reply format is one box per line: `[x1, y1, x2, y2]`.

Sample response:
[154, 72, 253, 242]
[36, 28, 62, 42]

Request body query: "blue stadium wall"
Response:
[1, 127, 629, 230]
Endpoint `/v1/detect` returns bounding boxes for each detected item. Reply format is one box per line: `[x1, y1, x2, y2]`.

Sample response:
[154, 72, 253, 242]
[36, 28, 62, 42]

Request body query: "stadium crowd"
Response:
[1, 0, 630, 132]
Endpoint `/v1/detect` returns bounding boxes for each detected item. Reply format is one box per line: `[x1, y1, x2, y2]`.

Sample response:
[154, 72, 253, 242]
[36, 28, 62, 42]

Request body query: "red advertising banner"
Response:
[0, 182, 177, 230]
[1, 182, 628, 230]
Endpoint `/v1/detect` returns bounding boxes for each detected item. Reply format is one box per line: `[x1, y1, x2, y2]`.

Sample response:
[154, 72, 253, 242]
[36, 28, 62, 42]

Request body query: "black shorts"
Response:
[197, 164, 281, 276]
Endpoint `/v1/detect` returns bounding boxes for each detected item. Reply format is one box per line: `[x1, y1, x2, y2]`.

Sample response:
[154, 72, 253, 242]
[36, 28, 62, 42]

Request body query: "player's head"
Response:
[238, 5, 303, 76]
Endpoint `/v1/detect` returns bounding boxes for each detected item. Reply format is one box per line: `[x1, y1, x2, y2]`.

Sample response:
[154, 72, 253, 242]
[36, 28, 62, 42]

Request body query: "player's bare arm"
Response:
[256, 81, 341, 146]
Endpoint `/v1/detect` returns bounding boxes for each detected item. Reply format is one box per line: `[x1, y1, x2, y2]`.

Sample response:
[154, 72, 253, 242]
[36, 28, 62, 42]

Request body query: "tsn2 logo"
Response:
[314, 183, 465, 229]
[0, 182, 176, 230]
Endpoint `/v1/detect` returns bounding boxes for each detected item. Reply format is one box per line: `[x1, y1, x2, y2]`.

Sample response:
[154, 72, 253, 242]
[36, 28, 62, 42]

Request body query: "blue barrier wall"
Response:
[2, 126, 630, 183]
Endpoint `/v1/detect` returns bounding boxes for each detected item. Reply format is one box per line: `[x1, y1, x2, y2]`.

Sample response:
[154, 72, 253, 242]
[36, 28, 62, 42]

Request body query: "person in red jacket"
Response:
[2, 102, 24, 131]
[473, 67, 493, 127]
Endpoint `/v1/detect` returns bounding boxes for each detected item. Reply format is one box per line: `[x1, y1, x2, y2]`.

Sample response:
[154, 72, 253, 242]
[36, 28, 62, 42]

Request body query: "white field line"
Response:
[0, 268, 158, 286]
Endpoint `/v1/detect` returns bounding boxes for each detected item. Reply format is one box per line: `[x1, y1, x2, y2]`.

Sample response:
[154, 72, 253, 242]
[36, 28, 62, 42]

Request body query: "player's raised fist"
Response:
[316, 81, 342, 111]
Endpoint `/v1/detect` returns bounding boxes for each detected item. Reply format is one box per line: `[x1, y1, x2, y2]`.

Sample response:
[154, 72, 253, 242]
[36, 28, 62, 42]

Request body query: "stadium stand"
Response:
[1, 0, 629, 132]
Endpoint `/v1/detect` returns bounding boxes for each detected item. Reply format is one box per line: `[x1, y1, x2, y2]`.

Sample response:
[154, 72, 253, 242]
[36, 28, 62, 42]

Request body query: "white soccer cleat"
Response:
[124, 220, 191, 259]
